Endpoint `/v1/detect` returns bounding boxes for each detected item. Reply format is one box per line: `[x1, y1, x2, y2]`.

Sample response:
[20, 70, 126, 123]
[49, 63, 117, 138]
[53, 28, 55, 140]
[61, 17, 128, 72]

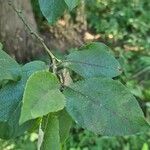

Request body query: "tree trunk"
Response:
[0, 0, 88, 62]
[0, 0, 41, 62]
[42, 0, 87, 52]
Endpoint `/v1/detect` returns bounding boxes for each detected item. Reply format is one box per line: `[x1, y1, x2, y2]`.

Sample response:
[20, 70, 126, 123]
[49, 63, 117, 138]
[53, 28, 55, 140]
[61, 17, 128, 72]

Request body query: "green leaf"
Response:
[65, 42, 122, 78]
[38, 0, 67, 24]
[64, 77, 149, 136]
[58, 109, 72, 143]
[20, 71, 65, 124]
[0, 61, 47, 139]
[64, 0, 79, 10]
[41, 115, 61, 150]
[0, 46, 21, 83]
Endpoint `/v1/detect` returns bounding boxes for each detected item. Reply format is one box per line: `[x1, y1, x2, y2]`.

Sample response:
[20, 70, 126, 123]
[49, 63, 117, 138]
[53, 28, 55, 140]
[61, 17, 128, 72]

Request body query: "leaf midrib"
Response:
[64, 60, 121, 70]
[66, 86, 135, 132]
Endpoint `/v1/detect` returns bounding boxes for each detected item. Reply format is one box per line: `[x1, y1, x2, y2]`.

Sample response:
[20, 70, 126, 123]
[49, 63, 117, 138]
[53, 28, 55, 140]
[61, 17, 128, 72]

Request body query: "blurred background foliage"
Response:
[1, 0, 150, 149]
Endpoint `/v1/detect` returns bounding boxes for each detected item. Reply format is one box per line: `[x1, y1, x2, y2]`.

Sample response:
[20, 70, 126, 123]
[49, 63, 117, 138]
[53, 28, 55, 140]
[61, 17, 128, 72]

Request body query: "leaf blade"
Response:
[41, 115, 61, 150]
[0, 61, 47, 139]
[65, 42, 122, 78]
[38, 0, 66, 23]
[58, 109, 72, 143]
[20, 71, 65, 124]
[0, 46, 21, 83]
[64, 77, 149, 136]
[64, 0, 79, 10]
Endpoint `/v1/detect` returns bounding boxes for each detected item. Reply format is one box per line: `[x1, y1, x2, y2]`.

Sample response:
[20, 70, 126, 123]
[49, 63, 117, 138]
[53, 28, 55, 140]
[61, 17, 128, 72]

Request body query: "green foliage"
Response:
[0, 40, 149, 149]
[38, 0, 79, 24]
[85, 0, 150, 53]
[0, 46, 21, 84]
[0, 133, 37, 150]
[0, 60, 47, 139]
[59, 110, 72, 143]
[65, 42, 121, 78]
[64, 77, 149, 136]
[67, 126, 150, 150]
[41, 115, 60, 150]
[38, 0, 66, 24]
[1, 0, 150, 149]
[20, 71, 65, 124]
[64, 0, 79, 10]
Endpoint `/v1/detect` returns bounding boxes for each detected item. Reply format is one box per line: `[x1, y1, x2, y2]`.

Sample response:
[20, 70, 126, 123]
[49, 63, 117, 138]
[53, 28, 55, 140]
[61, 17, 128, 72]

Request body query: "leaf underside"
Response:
[0, 47, 21, 84]
[41, 115, 61, 150]
[38, 0, 67, 24]
[58, 109, 72, 143]
[0, 61, 47, 139]
[64, 77, 149, 136]
[64, 0, 79, 10]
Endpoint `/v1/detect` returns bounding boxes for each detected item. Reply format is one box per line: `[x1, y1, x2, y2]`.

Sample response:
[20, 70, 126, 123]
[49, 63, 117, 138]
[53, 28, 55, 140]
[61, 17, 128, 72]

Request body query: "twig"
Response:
[8, 1, 61, 149]
[37, 122, 44, 150]
[8, 0, 60, 73]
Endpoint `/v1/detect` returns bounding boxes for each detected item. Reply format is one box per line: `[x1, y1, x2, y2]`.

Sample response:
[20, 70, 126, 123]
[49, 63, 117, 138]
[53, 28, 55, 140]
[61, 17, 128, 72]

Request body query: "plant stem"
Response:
[8, 0, 60, 73]
[8, 1, 59, 148]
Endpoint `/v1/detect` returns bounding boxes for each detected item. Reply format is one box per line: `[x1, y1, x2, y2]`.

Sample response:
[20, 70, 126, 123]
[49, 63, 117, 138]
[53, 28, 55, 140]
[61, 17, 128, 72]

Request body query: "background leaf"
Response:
[0, 46, 21, 84]
[64, 77, 149, 136]
[58, 109, 72, 143]
[38, 0, 67, 24]
[0, 61, 47, 139]
[20, 71, 65, 124]
[65, 42, 122, 78]
[41, 115, 61, 150]
[64, 0, 79, 10]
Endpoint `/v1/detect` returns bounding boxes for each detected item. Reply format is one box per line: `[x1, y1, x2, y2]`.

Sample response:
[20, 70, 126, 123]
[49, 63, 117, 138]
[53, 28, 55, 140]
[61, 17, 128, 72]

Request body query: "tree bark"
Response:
[0, 0, 41, 62]
[42, 0, 87, 52]
[0, 0, 88, 62]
